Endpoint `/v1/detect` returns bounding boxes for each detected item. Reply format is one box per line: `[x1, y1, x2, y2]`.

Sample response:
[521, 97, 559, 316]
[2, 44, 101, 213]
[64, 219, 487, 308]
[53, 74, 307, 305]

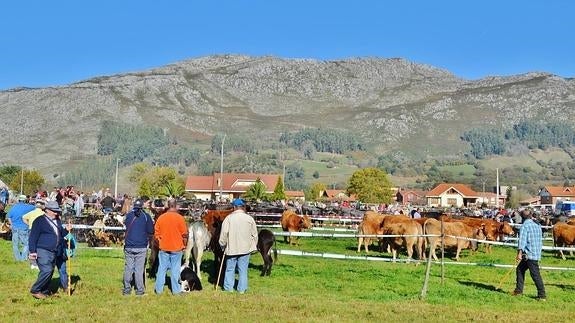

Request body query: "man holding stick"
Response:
[512, 209, 546, 301]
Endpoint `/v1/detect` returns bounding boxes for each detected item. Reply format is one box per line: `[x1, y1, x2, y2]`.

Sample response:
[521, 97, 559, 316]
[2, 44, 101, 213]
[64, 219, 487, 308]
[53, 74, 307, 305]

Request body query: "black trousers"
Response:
[515, 259, 546, 298]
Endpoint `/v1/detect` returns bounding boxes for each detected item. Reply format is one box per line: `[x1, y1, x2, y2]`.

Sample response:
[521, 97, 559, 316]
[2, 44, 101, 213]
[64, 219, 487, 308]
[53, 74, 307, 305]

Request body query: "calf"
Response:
[553, 222, 575, 260]
[257, 229, 277, 276]
[357, 211, 386, 253]
[424, 218, 484, 261]
[280, 210, 312, 245]
[380, 216, 424, 261]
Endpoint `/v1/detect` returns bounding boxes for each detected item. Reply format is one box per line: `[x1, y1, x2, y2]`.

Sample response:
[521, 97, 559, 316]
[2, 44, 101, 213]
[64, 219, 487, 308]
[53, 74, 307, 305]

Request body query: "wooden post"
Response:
[419, 238, 434, 299]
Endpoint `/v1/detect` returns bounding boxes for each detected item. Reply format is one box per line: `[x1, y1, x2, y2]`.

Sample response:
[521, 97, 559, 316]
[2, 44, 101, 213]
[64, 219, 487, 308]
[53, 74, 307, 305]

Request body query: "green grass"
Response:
[529, 148, 572, 163]
[1, 234, 575, 322]
[479, 155, 543, 172]
[438, 164, 476, 179]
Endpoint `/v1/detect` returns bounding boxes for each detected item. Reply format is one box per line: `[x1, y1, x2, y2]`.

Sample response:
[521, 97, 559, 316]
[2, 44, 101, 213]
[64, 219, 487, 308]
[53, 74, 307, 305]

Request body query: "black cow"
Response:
[257, 229, 277, 276]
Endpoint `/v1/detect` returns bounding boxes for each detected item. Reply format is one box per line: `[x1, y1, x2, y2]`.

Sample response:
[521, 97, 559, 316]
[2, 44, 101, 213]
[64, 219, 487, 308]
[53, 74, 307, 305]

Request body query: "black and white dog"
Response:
[180, 265, 202, 292]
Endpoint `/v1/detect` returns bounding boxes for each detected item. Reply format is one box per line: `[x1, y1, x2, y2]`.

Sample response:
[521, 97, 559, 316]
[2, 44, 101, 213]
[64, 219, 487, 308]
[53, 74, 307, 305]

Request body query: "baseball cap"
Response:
[232, 198, 245, 207]
[18, 195, 27, 201]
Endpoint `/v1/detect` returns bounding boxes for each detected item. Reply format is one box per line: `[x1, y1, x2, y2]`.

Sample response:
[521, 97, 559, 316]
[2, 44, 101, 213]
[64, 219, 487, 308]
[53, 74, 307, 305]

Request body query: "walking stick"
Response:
[215, 248, 226, 291]
[67, 220, 72, 296]
[497, 258, 520, 291]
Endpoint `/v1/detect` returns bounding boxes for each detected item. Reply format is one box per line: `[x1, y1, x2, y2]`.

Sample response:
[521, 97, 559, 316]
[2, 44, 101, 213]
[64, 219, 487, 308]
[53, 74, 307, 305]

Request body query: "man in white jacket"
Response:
[219, 198, 258, 294]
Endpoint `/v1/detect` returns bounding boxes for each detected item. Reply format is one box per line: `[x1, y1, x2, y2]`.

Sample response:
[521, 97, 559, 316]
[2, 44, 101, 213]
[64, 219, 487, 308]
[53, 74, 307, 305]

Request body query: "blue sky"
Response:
[1, 0, 573, 90]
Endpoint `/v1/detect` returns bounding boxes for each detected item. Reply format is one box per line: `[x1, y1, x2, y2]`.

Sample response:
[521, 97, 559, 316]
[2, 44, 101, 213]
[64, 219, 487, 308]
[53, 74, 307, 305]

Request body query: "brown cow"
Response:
[280, 210, 312, 245]
[357, 211, 386, 253]
[424, 218, 484, 261]
[380, 216, 424, 261]
[553, 222, 575, 260]
[566, 219, 575, 226]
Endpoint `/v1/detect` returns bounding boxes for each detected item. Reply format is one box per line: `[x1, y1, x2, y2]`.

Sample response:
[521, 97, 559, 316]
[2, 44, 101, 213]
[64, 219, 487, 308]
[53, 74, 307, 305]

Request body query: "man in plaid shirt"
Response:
[513, 210, 546, 300]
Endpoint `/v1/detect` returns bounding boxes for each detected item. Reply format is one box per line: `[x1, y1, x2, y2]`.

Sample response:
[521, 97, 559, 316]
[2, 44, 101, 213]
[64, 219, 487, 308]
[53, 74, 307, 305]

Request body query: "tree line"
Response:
[462, 120, 575, 159]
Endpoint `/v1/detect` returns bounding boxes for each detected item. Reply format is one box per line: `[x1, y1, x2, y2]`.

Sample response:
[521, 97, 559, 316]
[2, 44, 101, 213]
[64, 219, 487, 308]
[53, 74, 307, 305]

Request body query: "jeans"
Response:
[223, 253, 250, 293]
[30, 248, 56, 294]
[515, 259, 546, 298]
[123, 248, 148, 295]
[12, 228, 29, 261]
[55, 256, 68, 290]
[154, 250, 182, 295]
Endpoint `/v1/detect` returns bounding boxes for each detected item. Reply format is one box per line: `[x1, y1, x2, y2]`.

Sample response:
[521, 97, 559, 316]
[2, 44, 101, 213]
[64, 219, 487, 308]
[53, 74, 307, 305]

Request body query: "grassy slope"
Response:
[2, 231, 575, 322]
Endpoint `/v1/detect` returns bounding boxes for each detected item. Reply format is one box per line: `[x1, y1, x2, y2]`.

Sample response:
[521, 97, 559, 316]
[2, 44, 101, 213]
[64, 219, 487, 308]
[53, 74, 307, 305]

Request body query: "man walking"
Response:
[513, 210, 546, 301]
[154, 199, 187, 295]
[123, 199, 154, 296]
[28, 201, 70, 299]
[219, 198, 258, 294]
[8, 195, 35, 261]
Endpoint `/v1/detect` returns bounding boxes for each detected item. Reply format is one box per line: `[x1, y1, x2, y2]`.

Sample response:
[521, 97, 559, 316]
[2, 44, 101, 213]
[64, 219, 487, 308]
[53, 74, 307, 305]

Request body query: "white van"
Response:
[555, 201, 575, 216]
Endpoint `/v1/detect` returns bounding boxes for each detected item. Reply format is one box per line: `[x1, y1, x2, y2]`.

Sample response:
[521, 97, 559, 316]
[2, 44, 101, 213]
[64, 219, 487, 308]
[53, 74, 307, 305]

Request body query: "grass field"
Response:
[1, 231, 575, 322]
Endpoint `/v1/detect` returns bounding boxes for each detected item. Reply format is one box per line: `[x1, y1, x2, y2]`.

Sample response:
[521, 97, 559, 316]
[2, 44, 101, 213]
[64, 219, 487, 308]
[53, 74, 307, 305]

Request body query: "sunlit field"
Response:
[1, 230, 575, 322]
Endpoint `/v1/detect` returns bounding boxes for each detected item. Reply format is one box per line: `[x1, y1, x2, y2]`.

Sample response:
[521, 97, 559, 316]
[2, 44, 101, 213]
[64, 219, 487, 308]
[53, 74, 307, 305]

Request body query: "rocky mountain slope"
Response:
[1, 55, 574, 172]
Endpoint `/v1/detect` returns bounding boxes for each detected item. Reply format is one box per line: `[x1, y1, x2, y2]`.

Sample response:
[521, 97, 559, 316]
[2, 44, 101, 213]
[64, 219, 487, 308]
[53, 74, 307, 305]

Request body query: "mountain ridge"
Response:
[1, 55, 574, 174]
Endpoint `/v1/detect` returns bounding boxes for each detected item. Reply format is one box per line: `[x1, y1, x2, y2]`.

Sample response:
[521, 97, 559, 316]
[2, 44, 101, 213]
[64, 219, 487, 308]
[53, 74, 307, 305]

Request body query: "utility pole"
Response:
[114, 158, 119, 199]
[496, 168, 500, 208]
[219, 134, 226, 202]
[20, 167, 24, 195]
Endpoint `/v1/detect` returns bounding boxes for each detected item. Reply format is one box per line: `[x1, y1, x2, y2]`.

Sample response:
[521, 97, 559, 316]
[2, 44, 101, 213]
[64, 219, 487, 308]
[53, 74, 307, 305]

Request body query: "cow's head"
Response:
[300, 215, 312, 229]
[481, 223, 498, 241]
[499, 222, 514, 236]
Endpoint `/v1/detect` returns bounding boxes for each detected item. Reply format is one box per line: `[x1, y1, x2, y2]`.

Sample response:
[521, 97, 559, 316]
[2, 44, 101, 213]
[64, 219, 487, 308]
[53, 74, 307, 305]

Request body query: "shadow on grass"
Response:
[547, 283, 575, 291]
[457, 280, 509, 294]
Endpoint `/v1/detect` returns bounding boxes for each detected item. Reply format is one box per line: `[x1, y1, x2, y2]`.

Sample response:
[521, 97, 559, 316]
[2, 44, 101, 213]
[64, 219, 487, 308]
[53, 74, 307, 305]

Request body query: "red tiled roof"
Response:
[543, 186, 575, 198]
[185, 173, 280, 193]
[427, 183, 478, 197]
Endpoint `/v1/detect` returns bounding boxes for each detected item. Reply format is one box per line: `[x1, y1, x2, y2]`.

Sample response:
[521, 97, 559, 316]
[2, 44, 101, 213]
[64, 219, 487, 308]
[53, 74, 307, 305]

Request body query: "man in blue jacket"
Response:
[28, 201, 69, 299]
[123, 199, 154, 296]
[8, 195, 35, 261]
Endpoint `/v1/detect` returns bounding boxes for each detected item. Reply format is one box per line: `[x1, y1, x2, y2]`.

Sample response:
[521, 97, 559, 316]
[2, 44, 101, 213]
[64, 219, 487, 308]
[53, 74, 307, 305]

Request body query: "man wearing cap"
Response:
[153, 199, 188, 295]
[123, 199, 154, 296]
[28, 201, 71, 299]
[219, 198, 258, 293]
[7, 195, 35, 261]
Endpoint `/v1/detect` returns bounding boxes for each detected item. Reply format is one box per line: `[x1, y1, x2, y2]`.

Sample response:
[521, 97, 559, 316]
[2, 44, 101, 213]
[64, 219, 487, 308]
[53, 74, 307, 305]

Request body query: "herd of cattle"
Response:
[3, 204, 575, 283]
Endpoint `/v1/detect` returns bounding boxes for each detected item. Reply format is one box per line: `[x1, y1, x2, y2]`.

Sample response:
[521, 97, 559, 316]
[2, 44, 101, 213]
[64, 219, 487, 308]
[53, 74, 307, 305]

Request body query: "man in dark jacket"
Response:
[122, 199, 154, 296]
[28, 201, 69, 299]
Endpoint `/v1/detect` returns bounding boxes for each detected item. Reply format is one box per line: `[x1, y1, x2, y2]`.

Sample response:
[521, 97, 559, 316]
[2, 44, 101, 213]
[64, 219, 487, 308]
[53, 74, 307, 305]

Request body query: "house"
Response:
[476, 192, 506, 207]
[185, 173, 280, 201]
[539, 186, 575, 206]
[396, 189, 427, 206]
[426, 183, 479, 208]
[285, 190, 305, 202]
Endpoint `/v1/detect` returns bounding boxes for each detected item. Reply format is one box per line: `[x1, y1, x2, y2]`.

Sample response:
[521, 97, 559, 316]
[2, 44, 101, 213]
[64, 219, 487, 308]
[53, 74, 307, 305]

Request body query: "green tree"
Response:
[243, 178, 269, 202]
[9, 169, 45, 196]
[346, 167, 393, 203]
[307, 182, 326, 201]
[0, 165, 21, 187]
[161, 179, 186, 198]
[270, 176, 286, 201]
[135, 165, 181, 198]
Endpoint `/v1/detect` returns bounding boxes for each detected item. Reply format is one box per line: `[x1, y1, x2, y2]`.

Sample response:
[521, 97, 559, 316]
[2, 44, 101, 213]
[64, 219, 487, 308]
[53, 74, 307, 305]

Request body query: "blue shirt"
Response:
[517, 218, 543, 261]
[124, 208, 154, 249]
[7, 202, 36, 230]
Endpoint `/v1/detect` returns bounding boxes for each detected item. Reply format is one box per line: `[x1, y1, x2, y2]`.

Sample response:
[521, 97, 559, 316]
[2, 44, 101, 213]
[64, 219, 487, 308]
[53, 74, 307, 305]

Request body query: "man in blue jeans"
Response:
[123, 199, 154, 296]
[219, 198, 258, 293]
[512, 209, 546, 301]
[7, 195, 35, 261]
